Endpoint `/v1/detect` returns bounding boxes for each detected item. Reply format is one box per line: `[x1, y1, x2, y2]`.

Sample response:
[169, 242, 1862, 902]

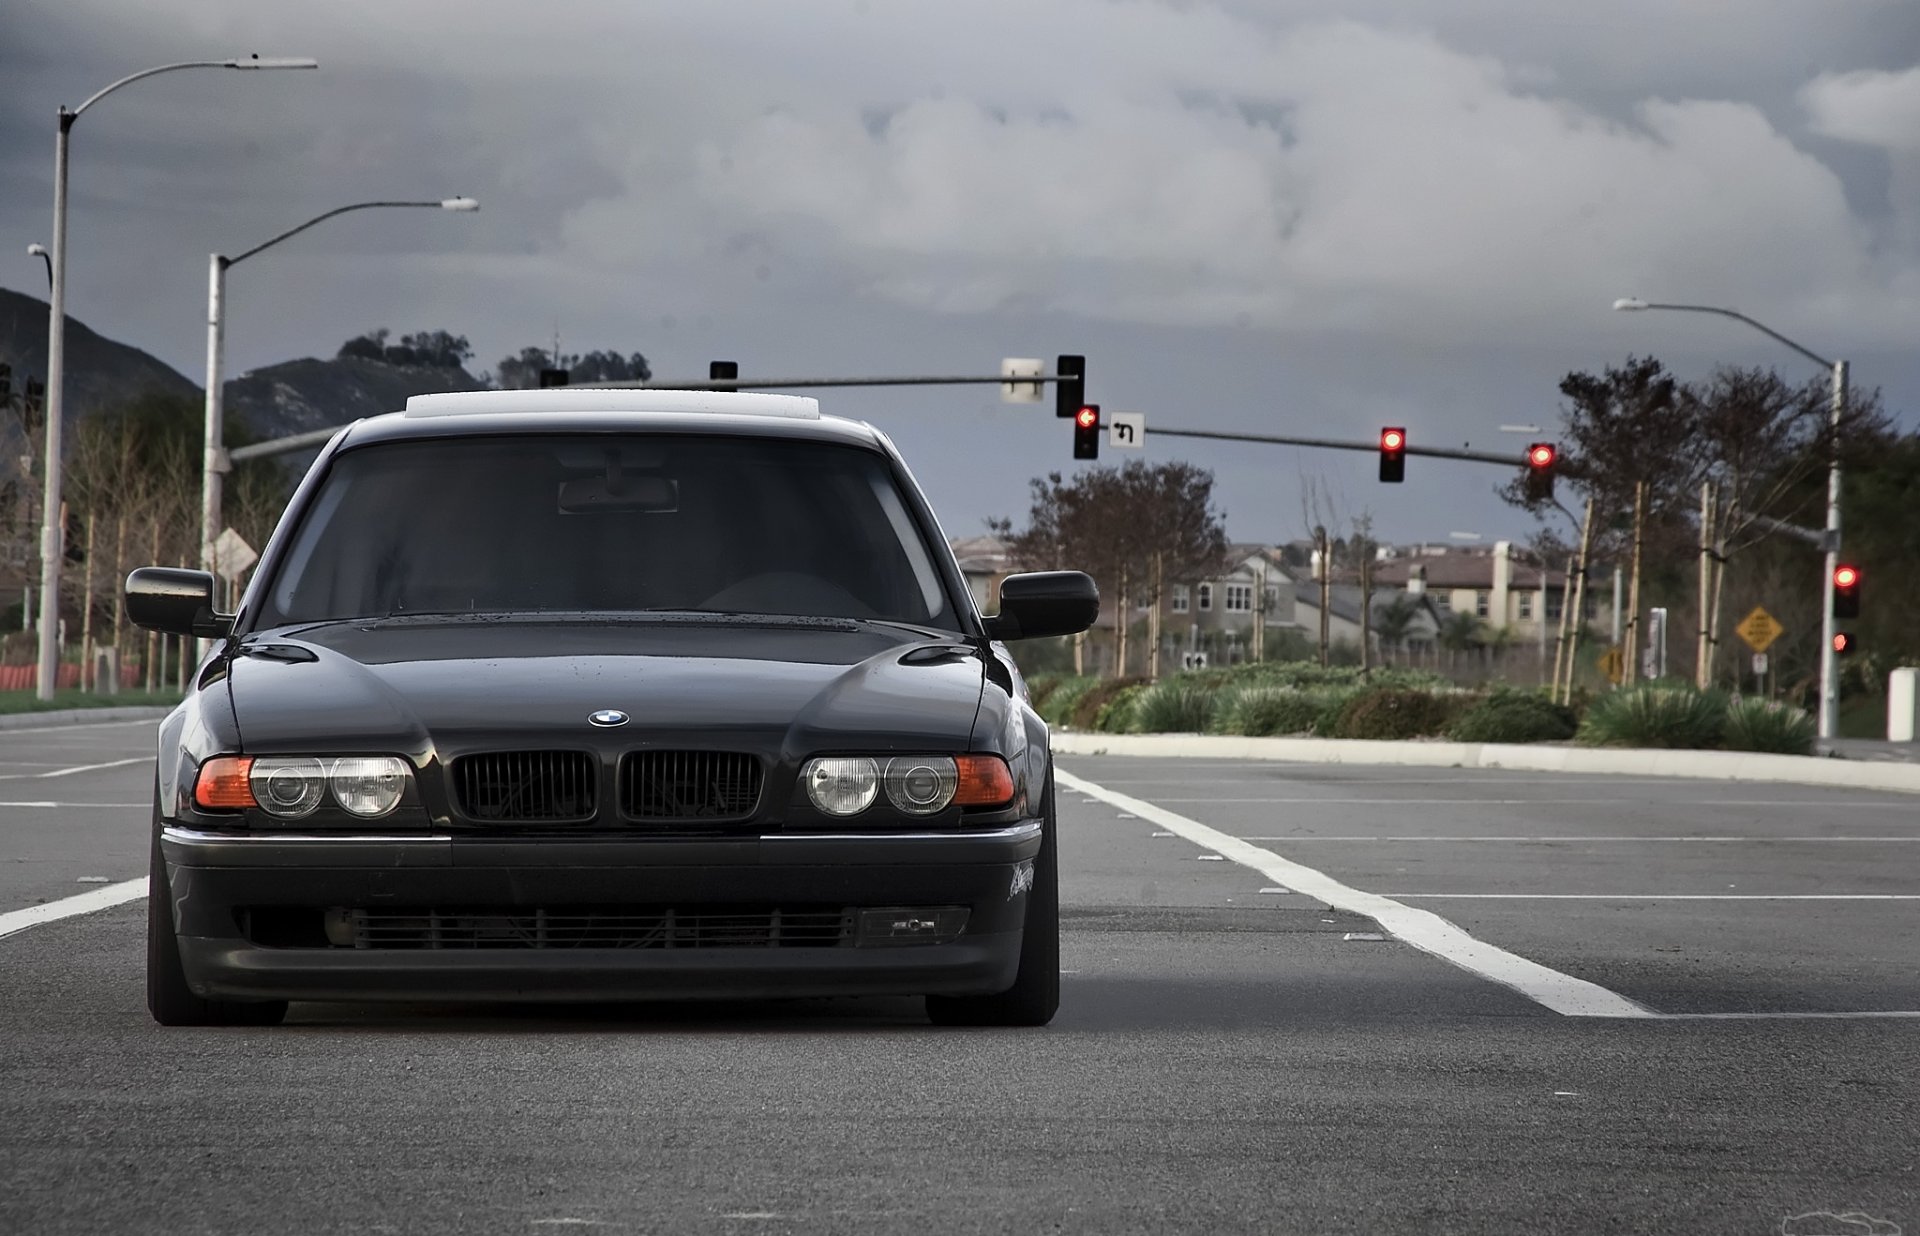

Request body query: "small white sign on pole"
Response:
[212, 527, 258, 583]
[1751, 652, 1768, 677]
[1108, 411, 1145, 449]
[999, 358, 1044, 404]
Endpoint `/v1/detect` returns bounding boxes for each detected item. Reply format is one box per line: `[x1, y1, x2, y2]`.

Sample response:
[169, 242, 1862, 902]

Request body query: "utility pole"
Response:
[1563, 501, 1595, 703]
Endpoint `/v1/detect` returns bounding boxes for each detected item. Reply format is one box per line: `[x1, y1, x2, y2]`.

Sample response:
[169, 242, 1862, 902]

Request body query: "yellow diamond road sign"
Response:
[1736, 606, 1783, 653]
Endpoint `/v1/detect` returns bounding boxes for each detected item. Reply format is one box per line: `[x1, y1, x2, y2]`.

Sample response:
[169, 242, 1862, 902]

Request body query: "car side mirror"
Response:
[125, 567, 234, 640]
[984, 571, 1099, 641]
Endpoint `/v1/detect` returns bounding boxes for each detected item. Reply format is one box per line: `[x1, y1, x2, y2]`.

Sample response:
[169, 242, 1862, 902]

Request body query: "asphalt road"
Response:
[2, 724, 1915, 1234]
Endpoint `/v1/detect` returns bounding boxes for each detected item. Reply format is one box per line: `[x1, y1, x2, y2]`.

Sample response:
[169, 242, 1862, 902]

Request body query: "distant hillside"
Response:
[0, 286, 198, 415]
[224, 353, 484, 443]
[0, 286, 483, 448]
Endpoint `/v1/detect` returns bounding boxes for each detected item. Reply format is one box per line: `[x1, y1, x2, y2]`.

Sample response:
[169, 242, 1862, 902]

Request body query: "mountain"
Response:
[222, 354, 484, 444]
[0, 285, 483, 448]
[0, 287, 199, 415]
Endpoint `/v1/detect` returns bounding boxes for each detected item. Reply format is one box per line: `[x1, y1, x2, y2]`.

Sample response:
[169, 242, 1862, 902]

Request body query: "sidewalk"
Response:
[1823, 738, 1920, 764]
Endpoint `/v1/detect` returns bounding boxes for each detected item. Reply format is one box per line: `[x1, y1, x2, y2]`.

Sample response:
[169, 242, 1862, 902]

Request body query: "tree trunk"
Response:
[1563, 502, 1595, 703]
[1114, 563, 1130, 679]
[1148, 553, 1163, 681]
[1624, 481, 1647, 686]
[1314, 526, 1331, 667]
[1358, 549, 1373, 672]
[111, 511, 127, 688]
[1696, 481, 1715, 690]
[79, 511, 97, 690]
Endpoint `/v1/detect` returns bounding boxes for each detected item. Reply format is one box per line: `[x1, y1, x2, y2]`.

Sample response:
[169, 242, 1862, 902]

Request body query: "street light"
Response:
[1612, 296, 1848, 740]
[34, 54, 317, 701]
[27, 244, 52, 291]
[200, 197, 480, 605]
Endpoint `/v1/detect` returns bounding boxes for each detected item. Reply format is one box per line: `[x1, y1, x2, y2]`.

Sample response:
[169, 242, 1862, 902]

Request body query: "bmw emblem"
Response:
[588, 709, 629, 728]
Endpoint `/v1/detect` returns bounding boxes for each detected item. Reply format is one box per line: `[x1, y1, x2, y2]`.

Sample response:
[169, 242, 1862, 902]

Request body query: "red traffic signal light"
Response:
[1833, 631, 1857, 656]
[1072, 404, 1101, 459]
[1524, 442, 1557, 500]
[1834, 564, 1861, 619]
[1379, 427, 1406, 483]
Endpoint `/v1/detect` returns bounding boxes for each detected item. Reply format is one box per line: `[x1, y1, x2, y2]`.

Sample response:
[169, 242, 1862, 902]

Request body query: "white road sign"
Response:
[1109, 411, 1146, 449]
[999, 357, 1044, 403]
[212, 527, 258, 583]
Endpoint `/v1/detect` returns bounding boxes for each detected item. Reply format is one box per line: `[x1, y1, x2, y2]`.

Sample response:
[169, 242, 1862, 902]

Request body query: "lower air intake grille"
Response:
[343, 907, 854, 950]
[622, 750, 762, 821]
[452, 751, 596, 822]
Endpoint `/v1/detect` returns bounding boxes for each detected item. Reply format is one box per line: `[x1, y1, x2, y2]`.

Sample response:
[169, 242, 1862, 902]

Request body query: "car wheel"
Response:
[147, 793, 287, 1028]
[926, 766, 1060, 1028]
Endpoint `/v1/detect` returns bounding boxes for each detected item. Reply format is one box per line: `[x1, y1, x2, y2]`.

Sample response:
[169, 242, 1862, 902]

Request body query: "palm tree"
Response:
[1438, 612, 1484, 671]
[1372, 595, 1420, 665]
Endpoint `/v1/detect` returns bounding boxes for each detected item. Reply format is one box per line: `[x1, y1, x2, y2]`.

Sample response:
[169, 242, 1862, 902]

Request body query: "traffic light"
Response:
[1833, 564, 1861, 619]
[1524, 442, 1556, 501]
[1073, 405, 1100, 460]
[0, 362, 10, 402]
[1833, 631, 1857, 657]
[709, 361, 738, 382]
[538, 368, 569, 388]
[1055, 354, 1085, 418]
[1378, 427, 1406, 483]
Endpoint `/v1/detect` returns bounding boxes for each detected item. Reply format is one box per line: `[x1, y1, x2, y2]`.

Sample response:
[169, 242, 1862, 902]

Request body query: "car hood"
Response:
[224, 620, 988, 759]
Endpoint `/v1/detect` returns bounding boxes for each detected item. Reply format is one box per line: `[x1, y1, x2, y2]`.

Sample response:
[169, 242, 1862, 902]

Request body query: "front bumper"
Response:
[160, 823, 1041, 1003]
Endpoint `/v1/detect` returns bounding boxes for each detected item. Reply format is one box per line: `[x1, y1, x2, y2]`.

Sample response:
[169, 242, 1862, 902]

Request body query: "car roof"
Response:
[334, 389, 890, 452]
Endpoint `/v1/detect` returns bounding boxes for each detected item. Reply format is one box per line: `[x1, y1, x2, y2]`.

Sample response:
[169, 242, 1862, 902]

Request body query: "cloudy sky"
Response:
[3, 0, 1916, 546]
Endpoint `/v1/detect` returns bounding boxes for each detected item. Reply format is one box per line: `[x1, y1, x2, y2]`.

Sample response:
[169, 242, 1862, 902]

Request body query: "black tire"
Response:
[147, 796, 287, 1028]
[927, 768, 1060, 1028]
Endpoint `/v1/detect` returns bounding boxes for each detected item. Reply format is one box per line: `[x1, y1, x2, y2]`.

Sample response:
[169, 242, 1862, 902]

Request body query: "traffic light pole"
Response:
[1147, 426, 1534, 469]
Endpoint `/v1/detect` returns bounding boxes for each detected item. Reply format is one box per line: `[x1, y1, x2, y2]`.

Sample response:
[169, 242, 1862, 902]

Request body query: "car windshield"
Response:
[255, 433, 961, 631]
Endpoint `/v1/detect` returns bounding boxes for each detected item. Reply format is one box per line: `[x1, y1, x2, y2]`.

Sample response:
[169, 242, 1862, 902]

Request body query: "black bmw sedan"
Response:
[128, 390, 1096, 1028]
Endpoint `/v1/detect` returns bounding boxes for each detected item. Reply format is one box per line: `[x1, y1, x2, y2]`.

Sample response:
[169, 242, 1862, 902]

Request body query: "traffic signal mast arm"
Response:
[1149, 426, 1536, 468]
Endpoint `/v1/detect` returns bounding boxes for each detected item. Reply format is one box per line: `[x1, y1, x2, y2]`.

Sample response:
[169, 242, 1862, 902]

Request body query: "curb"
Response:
[1051, 731, 1920, 796]
[0, 706, 173, 733]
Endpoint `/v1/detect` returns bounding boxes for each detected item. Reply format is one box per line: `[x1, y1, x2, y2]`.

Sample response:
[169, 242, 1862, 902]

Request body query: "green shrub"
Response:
[1331, 688, 1457, 740]
[1025, 674, 1064, 713]
[1448, 688, 1577, 744]
[1070, 677, 1148, 729]
[1578, 684, 1728, 749]
[1723, 696, 1816, 755]
[1094, 682, 1154, 733]
[1222, 687, 1331, 737]
[1130, 680, 1219, 733]
[1037, 677, 1096, 727]
[1312, 690, 1357, 736]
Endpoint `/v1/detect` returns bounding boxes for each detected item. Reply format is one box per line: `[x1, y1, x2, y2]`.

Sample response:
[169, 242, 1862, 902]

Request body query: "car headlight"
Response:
[800, 754, 1015, 817]
[195, 754, 416, 821]
[883, 756, 957, 815]
[804, 756, 879, 816]
[251, 756, 327, 819]
[328, 757, 410, 817]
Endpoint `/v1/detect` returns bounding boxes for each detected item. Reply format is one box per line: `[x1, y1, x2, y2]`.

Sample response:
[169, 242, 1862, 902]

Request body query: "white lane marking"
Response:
[1056, 768, 1653, 1019]
[1387, 893, 1920, 900]
[0, 756, 148, 782]
[1659, 1010, 1920, 1020]
[1239, 835, 1920, 843]
[1080, 776, 1692, 786]
[0, 802, 148, 809]
[0, 877, 146, 940]
[0, 718, 160, 736]
[1157, 798, 1918, 809]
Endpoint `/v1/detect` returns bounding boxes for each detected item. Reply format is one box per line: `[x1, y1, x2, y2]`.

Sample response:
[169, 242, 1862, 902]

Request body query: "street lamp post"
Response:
[34, 54, 316, 701]
[27, 244, 52, 291]
[201, 198, 479, 600]
[1612, 297, 1848, 740]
